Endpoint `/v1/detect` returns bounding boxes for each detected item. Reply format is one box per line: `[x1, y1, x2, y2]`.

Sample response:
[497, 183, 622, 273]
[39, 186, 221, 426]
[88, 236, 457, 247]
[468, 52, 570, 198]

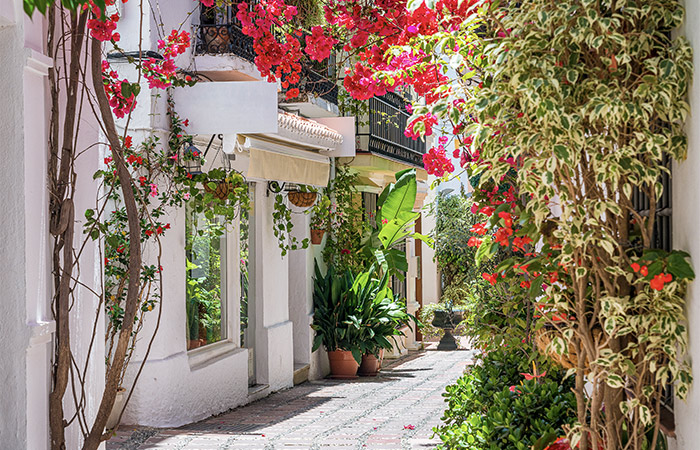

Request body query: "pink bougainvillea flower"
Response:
[403, 424, 415, 430]
[200, 0, 215, 7]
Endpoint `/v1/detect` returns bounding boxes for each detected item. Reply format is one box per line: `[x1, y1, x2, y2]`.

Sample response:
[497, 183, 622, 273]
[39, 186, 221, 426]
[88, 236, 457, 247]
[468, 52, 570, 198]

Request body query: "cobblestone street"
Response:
[107, 349, 472, 450]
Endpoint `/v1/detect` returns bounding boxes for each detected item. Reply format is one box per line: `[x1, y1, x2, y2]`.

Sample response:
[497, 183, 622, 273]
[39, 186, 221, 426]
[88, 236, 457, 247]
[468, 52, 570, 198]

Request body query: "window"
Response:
[239, 204, 250, 347]
[185, 205, 227, 350]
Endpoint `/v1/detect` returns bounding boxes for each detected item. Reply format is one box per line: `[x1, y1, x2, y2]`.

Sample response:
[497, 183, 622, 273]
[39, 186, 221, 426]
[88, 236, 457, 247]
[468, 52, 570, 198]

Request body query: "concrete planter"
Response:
[106, 387, 126, 430]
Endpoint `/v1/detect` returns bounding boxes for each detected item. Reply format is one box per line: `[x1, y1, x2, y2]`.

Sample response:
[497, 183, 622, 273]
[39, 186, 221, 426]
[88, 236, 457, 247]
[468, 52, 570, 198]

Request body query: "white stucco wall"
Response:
[0, 3, 30, 447]
[672, 3, 700, 448]
[252, 183, 294, 391]
[420, 189, 440, 306]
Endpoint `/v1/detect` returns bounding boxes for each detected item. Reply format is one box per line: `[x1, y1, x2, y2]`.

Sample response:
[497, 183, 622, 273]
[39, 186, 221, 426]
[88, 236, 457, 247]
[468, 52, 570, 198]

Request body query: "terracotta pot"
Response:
[327, 350, 359, 379]
[310, 228, 325, 245]
[358, 353, 380, 377]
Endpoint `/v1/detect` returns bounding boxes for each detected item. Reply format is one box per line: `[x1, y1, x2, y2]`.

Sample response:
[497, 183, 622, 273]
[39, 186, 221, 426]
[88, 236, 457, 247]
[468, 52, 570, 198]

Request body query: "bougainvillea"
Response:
[236, 0, 480, 103]
[238, 0, 695, 447]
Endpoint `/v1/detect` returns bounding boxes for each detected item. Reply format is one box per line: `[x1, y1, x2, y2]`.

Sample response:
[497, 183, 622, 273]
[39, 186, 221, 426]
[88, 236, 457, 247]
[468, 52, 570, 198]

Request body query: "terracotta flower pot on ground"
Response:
[310, 228, 325, 245]
[327, 350, 359, 379]
[358, 353, 380, 377]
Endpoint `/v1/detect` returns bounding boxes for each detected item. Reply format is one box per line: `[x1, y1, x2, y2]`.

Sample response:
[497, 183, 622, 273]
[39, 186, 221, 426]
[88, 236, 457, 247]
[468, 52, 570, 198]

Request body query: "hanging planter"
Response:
[310, 228, 325, 245]
[203, 179, 233, 201]
[288, 191, 317, 208]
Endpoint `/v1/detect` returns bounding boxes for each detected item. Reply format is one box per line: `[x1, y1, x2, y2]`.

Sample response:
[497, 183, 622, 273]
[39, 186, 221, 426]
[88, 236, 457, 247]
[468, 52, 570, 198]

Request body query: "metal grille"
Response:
[194, 2, 338, 105]
[358, 94, 426, 167]
[631, 152, 674, 414]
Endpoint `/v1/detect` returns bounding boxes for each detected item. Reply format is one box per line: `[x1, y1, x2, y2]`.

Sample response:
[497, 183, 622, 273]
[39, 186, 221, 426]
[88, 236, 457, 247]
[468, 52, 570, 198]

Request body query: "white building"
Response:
[0, 0, 435, 446]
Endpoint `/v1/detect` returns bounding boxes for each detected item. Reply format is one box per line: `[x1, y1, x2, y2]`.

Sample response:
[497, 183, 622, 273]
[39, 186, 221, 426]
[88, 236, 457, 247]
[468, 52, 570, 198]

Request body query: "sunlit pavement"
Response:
[107, 348, 472, 450]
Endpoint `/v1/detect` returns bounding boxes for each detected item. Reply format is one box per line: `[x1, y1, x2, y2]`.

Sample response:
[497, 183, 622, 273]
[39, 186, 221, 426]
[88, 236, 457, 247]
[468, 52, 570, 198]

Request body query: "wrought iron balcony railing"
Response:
[357, 92, 427, 167]
[194, 3, 338, 106]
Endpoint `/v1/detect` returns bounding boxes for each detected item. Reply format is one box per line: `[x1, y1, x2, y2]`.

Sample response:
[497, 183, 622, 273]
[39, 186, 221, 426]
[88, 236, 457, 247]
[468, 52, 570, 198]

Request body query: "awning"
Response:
[247, 146, 330, 187]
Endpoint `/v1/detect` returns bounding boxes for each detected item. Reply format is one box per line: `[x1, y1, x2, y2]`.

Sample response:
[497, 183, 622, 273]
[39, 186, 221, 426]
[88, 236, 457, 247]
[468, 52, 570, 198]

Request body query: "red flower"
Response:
[494, 227, 513, 247]
[482, 273, 498, 286]
[467, 236, 482, 247]
[640, 265, 648, 277]
[286, 88, 300, 99]
[521, 371, 546, 381]
[544, 438, 573, 450]
[498, 211, 513, 228]
[341, 248, 351, 255]
[470, 222, 487, 236]
[631, 262, 640, 273]
[650, 273, 672, 291]
[520, 280, 531, 289]
[479, 206, 495, 217]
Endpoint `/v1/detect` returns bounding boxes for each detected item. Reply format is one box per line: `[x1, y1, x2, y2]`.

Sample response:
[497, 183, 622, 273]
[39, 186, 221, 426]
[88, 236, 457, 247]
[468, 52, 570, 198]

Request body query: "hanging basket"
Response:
[288, 191, 317, 208]
[310, 228, 326, 245]
[203, 180, 233, 201]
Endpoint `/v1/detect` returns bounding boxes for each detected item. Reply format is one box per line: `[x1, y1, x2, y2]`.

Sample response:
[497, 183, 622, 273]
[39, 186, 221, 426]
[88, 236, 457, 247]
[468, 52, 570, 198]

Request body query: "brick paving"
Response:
[107, 349, 473, 450]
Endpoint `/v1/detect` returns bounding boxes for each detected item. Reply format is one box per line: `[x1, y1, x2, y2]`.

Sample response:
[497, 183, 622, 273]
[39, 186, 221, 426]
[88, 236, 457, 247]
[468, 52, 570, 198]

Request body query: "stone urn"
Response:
[432, 309, 464, 350]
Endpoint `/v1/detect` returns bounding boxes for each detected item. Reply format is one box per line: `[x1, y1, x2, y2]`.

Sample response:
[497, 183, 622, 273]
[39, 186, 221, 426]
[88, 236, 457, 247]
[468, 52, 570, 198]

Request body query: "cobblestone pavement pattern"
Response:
[107, 349, 472, 450]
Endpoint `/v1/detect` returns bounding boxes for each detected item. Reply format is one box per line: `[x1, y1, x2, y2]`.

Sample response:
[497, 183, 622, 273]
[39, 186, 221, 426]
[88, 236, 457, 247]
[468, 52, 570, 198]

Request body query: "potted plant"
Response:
[350, 268, 417, 376]
[308, 194, 330, 245]
[311, 262, 363, 378]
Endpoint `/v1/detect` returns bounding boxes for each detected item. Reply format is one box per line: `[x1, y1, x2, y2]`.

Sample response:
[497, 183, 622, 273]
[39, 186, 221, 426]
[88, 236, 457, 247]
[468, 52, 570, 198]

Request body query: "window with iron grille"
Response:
[631, 152, 674, 431]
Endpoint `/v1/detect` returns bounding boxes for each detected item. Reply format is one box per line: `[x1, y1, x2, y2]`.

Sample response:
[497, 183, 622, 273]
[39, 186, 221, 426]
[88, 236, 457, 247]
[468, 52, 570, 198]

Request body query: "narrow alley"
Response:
[107, 350, 471, 450]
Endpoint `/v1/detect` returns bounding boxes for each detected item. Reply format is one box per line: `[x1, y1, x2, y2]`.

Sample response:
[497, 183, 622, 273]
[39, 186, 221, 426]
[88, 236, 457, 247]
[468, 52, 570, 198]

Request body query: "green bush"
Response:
[435, 347, 576, 450]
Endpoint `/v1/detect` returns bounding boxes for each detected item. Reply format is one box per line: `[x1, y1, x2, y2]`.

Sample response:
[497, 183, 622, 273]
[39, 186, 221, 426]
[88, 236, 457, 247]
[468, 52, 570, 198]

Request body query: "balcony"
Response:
[194, 4, 338, 107]
[357, 92, 427, 167]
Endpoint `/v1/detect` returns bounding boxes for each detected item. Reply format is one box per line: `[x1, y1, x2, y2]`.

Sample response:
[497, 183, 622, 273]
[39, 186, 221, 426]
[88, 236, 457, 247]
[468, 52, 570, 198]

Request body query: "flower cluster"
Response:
[86, 0, 127, 42]
[142, 30, 192, 89]
[405, 113, 438, 139]
[236, 0, 303, 96]
[422, 145, 453, 177]
[102, 60, 136, 119]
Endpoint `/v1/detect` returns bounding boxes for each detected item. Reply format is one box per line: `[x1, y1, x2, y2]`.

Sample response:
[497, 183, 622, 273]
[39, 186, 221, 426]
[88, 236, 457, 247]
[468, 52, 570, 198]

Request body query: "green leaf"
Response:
[668, 252, 695, 280]
[378, 169, 417, 224]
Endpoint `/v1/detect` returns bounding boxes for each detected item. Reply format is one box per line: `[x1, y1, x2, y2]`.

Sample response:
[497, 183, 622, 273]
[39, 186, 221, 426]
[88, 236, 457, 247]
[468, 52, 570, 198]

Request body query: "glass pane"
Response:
[185, 205, 227, 350]
[240, 204, 250, 347]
